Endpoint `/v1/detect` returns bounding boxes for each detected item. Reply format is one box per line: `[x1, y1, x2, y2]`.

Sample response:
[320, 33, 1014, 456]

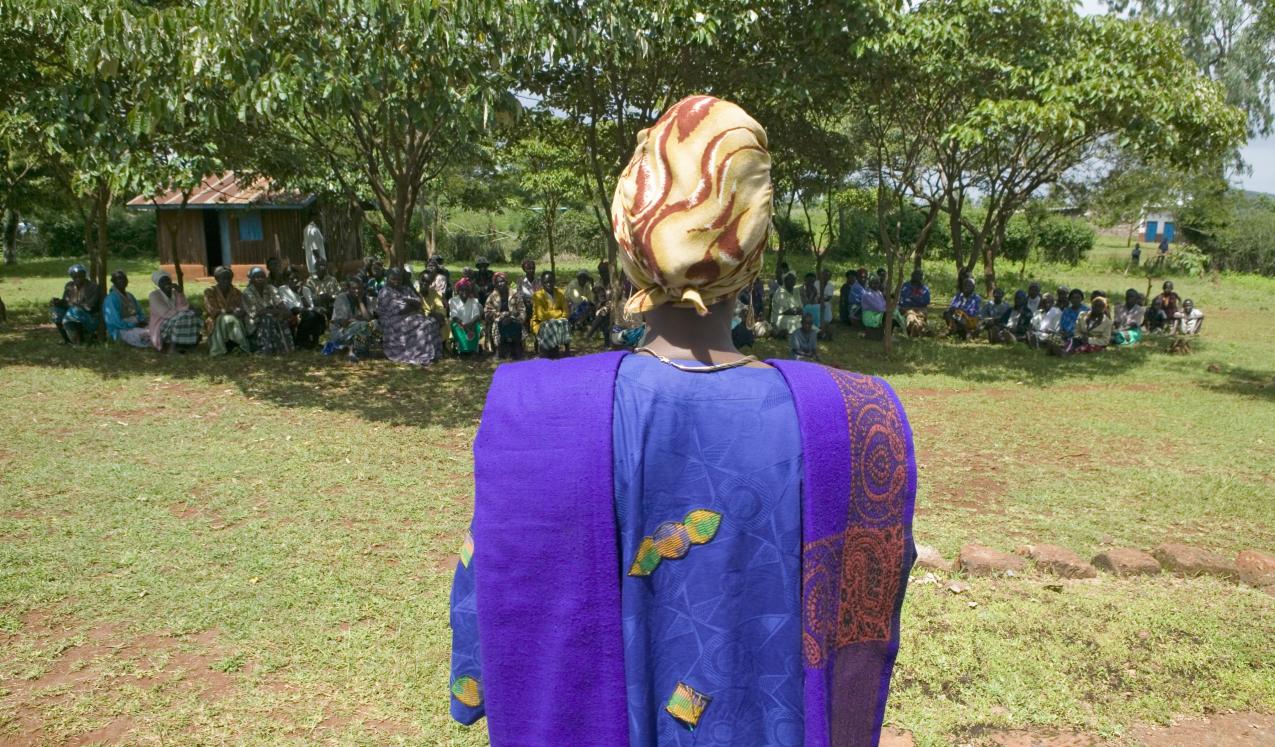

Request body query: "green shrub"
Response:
[1210, 197, 1275, 276]
[515, 208, 605, 263]
[29, 207, 155, 259]
[1037, 217, 1094, 265]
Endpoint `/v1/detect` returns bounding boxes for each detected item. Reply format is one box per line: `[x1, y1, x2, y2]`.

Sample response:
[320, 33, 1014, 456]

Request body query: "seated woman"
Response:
[449, 278, 483, 355]
[49, 264, 102, 345]
[1175, 298, 1204, 334]
[979, 287, 1010, 333]
[899, 269, 932, 337]
[483, 272, 525, 360]
[840, 268, 864, 325]
[531, 270, 572, 357]
[325, 278, 381, 361]
[103, 270, 150, 348]
[943, 276, 982, 339]
[1057, 288, 1089, 343]
[1030, 293, 1061, 348]
[278, 268, 327, 349]
[1056, 296, 1112, 355]
[731, 291, 756, 350]
[769, 272, 803, 337]
[990, 290, 1030, 344]
[241, 267, 295, 355]
[564, 271, 595, 329]
[860, 276, 906, 339]
[378, 266, 441, 366]
[303, 259, 341, 318]
[799, 272, 822, 329]
[789, 312, 819, 361]
[148, 271, 202, 353]
[1113, 288, 1145, 345]
[203, 266, 252, 356]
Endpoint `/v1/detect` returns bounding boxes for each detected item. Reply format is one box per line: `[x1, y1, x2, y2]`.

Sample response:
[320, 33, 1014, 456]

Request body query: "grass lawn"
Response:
[0, 253, 1272, 746]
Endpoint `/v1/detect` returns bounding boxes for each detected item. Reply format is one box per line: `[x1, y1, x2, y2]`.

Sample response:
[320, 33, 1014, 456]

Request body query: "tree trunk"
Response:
[389, 207, 408, 267]
[95, 191, 111, 291]
[2, 209, 17, 265]
[981, 240, 996, 295]
[545, 201, 558, 279]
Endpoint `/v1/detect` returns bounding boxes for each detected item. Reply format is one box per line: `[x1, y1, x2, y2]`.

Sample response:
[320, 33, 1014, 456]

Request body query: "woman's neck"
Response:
[640, 299, 763, 366]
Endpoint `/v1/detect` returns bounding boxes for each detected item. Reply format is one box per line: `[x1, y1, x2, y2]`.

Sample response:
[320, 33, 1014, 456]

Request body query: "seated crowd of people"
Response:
[48, 256, 641, 367]
[737, 264, 1204, 360]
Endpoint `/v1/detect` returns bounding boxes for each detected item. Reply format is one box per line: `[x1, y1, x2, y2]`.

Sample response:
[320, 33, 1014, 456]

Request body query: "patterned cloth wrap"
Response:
[611, 95, 773, 316]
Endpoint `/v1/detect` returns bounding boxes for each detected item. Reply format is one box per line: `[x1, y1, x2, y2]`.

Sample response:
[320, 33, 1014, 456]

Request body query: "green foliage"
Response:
[28, 207, 154, 259]
[1212, 194, 1275, 275]
[515, 209, 604, 264]
[1037, 217, 1096, 265]
[1000, 215, 1035, 265]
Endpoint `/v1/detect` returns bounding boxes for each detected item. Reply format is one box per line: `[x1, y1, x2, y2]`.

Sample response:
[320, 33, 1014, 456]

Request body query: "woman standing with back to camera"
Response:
[449, 95, 916, 747]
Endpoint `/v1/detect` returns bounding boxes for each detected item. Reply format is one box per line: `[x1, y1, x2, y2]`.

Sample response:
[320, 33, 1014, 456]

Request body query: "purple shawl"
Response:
[472, 353, 915, 746]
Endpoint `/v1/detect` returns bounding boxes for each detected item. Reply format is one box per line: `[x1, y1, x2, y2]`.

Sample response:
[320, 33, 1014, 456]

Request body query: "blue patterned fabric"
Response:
[614, 356, 803, 746]
[448, 355, 804, 743]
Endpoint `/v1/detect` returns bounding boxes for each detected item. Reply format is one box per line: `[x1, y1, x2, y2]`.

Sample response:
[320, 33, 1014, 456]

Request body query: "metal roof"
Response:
[126, 172, 315, 210]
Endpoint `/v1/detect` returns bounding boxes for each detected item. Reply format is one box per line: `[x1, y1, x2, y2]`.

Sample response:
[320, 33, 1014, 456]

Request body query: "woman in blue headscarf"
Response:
[102, 270, 150, 347]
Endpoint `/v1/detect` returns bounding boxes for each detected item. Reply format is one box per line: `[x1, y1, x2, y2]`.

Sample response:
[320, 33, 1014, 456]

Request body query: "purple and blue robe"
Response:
[450, 351, 916, 746]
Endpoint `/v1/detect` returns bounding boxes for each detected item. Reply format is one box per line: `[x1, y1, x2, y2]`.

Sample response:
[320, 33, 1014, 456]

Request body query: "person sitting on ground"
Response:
[266, 256, 288, 288]
[103, 270, 150, 348]
[731, 290, 756, 350]
[860, 275, 906, 339]
[325, 278, 380, 361]
[1055, 286, 1070, 311]
[148, 271, 201, 353]
[50, 264, 102, 345]
[799, 272, 822, 330]
[1058, 288, 1089, 343]
[818, 268, 836, 338]
[789, 312, 819, 361]
[378, 266, 442, 366]
[1030, 293, 1061, 348]
[242, 267, 295, 355]
[449, 278, 484, 355]
[769, 260, 791, 298]
[1056, 295, 1112, 355]
[565, 270, 596, 330]
[279, 268, 327, 349]
[364, 259, 387, 297]
[204, 266, 251, 356]
[898, 268, 932, 337]
[840, 268, 865, 325]
[769, 271, 803, 338]
[1113, 288, 1145, 345]
[473, 257, 495, 301]
[532, 270, 572, 357]
[990, 290, 1029, 344]
[943, 276, 982, 339]
[979, 287, 1010, 333]
[1025, 282, 1042, 313]
[876, 267, 887, 288]
[587, 276, 613, 343]
[1156, 280, 1182, 319]
[303, 258, 341, 318]
[516, 258, 538, 325]
[1175, 298, 1205, 335]
[1145, 296, 1170, 333]
[484, 271, 525, 360]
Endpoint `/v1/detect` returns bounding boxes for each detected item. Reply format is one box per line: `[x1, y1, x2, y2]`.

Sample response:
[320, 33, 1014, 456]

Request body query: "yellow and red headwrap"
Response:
[611, 95, 772, 316]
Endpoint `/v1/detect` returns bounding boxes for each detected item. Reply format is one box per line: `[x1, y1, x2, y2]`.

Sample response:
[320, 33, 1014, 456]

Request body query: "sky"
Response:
[1076, 0, 1273, 195]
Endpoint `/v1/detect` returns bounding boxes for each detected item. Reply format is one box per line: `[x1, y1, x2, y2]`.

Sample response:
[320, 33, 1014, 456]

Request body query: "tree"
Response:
[888, 0, 1245, 293]
[1110, 0, 1275, 137]
[215, 0, 529, 265]
[505, 119, 590, 277]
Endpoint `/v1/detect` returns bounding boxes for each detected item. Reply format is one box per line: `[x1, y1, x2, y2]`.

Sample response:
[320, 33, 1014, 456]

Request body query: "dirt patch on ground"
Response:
[0, 613, 240, 745]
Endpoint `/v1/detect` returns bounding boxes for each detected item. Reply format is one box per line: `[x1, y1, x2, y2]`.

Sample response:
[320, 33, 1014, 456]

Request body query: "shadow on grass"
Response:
[0, 318, 498, 431]
[1199, 364, 1275, 402]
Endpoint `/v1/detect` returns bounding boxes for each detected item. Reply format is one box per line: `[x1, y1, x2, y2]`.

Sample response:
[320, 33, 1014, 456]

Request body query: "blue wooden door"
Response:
[1164, 222, 1175, 242]
[1145, 221, 1158, 241]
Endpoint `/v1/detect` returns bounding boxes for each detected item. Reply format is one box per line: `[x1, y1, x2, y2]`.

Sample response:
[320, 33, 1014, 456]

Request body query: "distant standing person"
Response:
[1155, 235, 1169, 267]
[1130, 242, 1141, 268]
[303, 217, 326, 275]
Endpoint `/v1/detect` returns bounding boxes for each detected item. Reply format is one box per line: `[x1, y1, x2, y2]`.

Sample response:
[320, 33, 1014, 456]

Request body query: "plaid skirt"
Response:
[537, 318, 571, 349]
[160, 310, 202, 346]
